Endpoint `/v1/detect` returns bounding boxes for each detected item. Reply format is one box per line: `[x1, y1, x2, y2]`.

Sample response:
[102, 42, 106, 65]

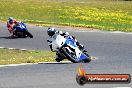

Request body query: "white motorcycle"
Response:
[47, 33, 91, 63]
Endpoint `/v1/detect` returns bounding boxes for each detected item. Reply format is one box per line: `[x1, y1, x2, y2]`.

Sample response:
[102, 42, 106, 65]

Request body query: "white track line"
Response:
[75, 30, 132, 35]
[20, 49, 27, 51]
[0, 46, 34, 51]
[0, 47, 7, 49]
[111, 31, 132, 35]
[0, 61, 72, 68]
[111, 31, 124, 33]
[38, 61, 72, 64]
[112, 87, 131, 88]
[0, 63, 38, 67]
[8, 48, 15, 50]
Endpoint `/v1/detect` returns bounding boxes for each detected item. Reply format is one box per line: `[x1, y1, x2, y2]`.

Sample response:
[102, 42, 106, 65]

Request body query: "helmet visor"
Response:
[9, 20, 13, 24]
[48, 31, 55, 36]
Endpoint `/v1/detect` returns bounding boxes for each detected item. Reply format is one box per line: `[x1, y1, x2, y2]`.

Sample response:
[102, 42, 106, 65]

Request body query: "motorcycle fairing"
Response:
[64, 37, 88, 61]
[15, 23, 27, 31]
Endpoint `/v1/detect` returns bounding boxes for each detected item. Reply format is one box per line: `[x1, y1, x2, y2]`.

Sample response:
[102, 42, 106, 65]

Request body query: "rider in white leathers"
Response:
[47, 27, 84, 61]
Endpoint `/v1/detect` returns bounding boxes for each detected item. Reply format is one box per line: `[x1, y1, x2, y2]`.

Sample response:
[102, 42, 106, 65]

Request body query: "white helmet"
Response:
[47, 27, 56, 36]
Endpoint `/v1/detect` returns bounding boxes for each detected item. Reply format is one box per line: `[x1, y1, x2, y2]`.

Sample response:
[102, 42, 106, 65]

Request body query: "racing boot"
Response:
[55, 53, 65, 62]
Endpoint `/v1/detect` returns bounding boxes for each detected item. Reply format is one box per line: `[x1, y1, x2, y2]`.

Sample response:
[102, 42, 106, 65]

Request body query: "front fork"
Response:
[55, 50, 65, 62]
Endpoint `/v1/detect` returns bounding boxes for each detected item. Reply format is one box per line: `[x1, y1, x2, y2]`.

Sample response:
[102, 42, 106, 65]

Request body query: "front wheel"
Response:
[83, 52, 91, 63]
[61, 47, 78, 63]
[25, 31, 33, 38]
[83, 58, 91, 63]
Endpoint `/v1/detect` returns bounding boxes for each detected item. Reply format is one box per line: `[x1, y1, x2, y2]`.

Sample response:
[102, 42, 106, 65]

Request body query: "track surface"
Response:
[0, 22, 132, 88]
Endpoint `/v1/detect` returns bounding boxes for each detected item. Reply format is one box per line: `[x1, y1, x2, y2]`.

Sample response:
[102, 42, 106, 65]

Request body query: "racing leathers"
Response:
[47, 30, 84, 62]
[7, 19, 17, 33]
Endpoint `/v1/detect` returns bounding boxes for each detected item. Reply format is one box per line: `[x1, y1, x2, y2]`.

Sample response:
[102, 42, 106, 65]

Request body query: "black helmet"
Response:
[8, 17, 14, 24]
[47, 27, 56, 36]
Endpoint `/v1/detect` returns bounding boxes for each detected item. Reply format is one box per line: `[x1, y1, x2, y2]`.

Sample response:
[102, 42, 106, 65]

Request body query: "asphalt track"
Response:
[0, 22, 132, 88]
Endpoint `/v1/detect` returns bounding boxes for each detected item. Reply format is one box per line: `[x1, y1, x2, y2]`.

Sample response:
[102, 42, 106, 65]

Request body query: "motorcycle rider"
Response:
[7, 17, 17, 33]
[7, 17, 33, 38]
[47, 27, 84, 62]
[7, 17, 19, 37]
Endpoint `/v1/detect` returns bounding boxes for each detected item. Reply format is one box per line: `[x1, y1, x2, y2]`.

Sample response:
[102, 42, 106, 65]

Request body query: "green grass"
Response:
[0, 0, 132, 31]
[0, 48, 55, 65]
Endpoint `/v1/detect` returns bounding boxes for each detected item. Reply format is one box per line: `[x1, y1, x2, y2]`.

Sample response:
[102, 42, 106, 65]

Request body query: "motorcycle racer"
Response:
[7, 17, 18, 34]
[6, 17, 33, 38]
[47, 27, 85, 62]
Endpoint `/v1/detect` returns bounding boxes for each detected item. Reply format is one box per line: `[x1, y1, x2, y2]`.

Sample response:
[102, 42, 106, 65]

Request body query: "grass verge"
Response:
[0, 0, 132, 31]
[0, 48, 55, 65]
